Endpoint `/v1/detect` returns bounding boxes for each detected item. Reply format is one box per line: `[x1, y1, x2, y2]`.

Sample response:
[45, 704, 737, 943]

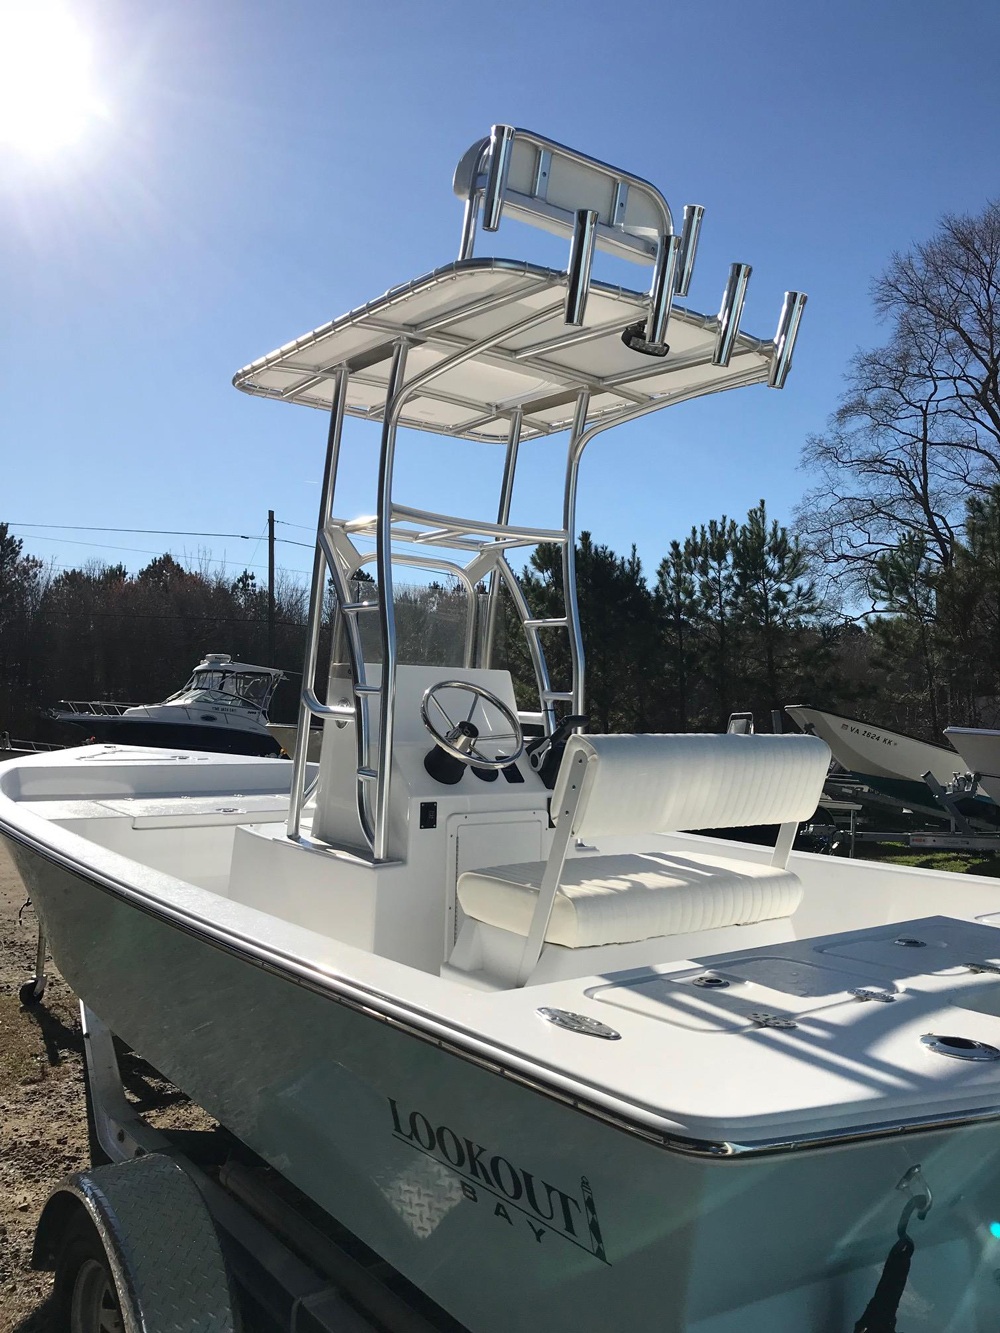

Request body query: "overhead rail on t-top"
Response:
[232, 124, 807, 861]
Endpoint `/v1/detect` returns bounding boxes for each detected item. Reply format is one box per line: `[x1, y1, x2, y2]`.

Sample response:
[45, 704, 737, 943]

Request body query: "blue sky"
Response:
[2, 0, 998, 591]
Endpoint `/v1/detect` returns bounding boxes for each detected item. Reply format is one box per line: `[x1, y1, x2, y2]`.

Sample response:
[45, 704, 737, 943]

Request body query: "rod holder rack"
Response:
[456, 124, 700, 353]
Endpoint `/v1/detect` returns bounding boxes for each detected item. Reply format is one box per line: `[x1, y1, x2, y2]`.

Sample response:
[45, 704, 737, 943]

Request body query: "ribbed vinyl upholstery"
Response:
[552, 733, 829, 839]
[457, 733, 828, 952]
[457, 851, 802, 948]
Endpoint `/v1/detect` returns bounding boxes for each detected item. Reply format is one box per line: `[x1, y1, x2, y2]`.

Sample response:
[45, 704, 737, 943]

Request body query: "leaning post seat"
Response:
[455, 732, 830, 985]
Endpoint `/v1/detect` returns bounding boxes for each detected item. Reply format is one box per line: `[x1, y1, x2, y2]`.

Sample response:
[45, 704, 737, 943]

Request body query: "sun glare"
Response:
[0, 2, 104, 154]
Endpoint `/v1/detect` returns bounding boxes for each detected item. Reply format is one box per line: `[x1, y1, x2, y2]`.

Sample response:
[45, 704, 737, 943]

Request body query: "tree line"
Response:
[1, 507, 842, 742]
[2, 197, 998, 747]
[0, 543, 312, 738]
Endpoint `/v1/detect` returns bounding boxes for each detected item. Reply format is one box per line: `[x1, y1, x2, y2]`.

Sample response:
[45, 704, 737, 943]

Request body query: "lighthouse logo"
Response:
[388, 1098, 609, 1264]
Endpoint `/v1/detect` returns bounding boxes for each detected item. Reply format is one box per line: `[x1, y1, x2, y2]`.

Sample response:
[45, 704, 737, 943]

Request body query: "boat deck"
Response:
[7, 747, 1000, 1154]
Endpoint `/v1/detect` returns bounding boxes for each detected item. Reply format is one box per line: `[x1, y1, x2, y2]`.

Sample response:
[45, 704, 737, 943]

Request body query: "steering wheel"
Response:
[420, 681, 524, 770]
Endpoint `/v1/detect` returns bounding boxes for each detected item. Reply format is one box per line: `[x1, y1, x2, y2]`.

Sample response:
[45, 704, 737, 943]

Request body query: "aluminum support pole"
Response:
[373, 341, 410, 862]
[287, 367, 349, 840]
[483, 409, 523, 665]
[561, 391, 592, 721]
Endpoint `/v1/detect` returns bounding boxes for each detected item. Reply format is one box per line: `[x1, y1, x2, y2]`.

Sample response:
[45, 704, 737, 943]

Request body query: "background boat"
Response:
[52, 653, 285, 758]
[785, 704, 968, 807]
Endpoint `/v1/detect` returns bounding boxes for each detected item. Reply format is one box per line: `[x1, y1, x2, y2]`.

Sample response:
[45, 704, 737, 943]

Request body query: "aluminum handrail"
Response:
[390, 505, 567, 546]
[56, 700, 140, 716]
[456, 125, 674, 258]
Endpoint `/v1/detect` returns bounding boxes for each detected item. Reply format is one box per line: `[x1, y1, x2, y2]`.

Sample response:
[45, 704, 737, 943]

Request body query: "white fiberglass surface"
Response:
[232, 261, 774, 443]
[9, 752, 1000, 1143]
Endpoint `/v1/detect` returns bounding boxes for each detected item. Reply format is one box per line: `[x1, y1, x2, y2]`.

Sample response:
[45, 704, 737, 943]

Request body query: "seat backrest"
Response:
[552, 733, 830, 839]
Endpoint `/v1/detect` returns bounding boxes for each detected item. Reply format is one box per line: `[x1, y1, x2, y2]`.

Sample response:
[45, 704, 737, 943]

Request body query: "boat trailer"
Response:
[30, 1003, 459, 1333]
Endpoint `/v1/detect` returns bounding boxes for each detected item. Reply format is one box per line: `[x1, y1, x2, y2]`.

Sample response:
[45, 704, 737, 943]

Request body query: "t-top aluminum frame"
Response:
[285, 126, 807, 862]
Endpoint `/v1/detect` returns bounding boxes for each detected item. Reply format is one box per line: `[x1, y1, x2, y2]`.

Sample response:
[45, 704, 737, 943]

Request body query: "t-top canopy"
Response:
[232, 258, 787, 445]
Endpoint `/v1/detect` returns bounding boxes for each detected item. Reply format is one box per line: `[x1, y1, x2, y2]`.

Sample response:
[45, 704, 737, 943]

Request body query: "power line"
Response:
[36, 607, 312, 627]
[6, 521, 312, 549]
[15, 533, 310, 578]
[10, 521, 255, 539]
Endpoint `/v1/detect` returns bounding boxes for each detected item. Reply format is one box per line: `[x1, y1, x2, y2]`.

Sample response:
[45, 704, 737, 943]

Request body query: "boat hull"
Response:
[58, 716, 281, 757]
[266, 722, 322, 762]
[783, 705, 986, 811]
[6, 833, 1000, 1332]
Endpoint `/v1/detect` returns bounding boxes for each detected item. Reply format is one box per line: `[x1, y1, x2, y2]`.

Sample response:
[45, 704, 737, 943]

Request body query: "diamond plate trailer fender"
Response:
[32, 1153, 240, 1333]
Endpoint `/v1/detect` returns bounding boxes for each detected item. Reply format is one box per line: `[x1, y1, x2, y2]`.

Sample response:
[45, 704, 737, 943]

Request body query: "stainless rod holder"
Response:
[768, 290, 807, 388]
[458, 188, 481, 261]
[713, 262, 752, 367]
[674, 204, 705, 298]
[645, 233, 681, 344]
[482, 124, 515, 232]
[565, 209, 599, 327]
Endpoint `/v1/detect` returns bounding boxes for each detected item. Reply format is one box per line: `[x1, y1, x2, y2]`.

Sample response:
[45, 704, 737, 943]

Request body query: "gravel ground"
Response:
[0, 840, 211, 1331]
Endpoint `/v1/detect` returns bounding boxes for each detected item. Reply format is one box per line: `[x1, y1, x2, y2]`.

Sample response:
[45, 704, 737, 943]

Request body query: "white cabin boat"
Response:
[52, 652, 284, 757]
[6, 126, 1000, 1331]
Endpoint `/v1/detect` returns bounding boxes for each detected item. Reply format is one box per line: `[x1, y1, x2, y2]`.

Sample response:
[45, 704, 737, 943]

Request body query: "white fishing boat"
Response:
[785, 703, 968, 806]
[52, 652, 284, 757]
[7, 127, 1000, 1331]
[946, 727, 1000, 806]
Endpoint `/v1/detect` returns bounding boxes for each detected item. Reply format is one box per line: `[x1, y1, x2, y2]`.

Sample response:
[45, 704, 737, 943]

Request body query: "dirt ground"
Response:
[0, 840, 87, 1332]
[0, 841, 211, 1332]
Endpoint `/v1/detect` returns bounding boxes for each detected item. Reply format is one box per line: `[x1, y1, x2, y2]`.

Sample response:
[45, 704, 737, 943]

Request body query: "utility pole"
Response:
[267, 509, 276, 665]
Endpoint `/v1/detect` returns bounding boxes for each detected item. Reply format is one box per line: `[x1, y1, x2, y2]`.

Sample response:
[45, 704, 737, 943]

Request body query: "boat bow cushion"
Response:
[457, 851, 803, 948]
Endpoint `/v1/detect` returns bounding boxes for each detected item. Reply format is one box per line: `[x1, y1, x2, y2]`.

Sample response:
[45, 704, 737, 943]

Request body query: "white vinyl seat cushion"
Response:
[457, 851, 803, 949]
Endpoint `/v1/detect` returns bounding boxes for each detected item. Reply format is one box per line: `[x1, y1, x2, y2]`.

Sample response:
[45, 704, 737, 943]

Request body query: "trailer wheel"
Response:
[53, 1212, 126, 1333]
[18, 978, 45, 1007]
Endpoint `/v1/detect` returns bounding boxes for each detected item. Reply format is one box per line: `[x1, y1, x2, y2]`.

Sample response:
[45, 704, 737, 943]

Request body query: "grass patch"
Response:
[859, 841, 1000, 877]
